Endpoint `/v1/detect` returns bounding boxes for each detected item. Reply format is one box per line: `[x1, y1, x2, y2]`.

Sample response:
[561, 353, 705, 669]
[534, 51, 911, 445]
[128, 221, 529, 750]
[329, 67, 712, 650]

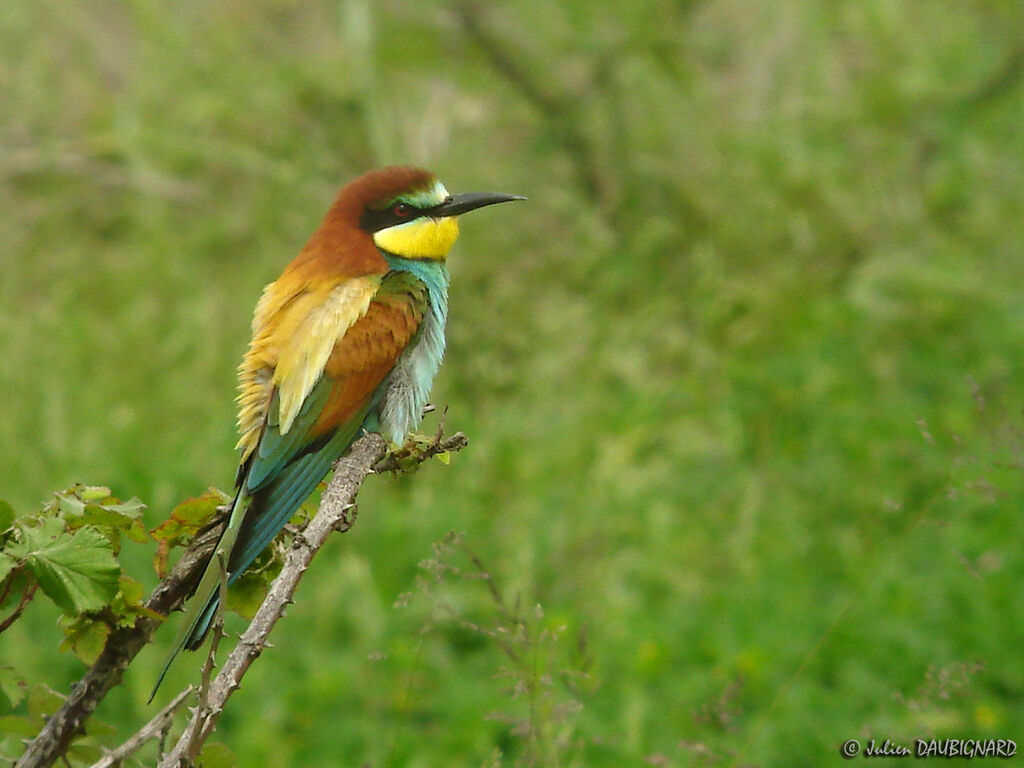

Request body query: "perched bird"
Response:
[152, 167, 524, 697]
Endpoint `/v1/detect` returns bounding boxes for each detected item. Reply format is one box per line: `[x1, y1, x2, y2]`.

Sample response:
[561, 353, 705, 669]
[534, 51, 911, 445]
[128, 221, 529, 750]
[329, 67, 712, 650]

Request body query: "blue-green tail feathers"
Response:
[148, 485, 245, 703]
[149, 401, 374, 702]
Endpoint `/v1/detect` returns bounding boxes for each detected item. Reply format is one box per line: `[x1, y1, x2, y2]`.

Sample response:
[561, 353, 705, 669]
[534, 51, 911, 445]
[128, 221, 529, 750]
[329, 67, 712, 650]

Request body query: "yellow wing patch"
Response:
[235, 274, 381, 460]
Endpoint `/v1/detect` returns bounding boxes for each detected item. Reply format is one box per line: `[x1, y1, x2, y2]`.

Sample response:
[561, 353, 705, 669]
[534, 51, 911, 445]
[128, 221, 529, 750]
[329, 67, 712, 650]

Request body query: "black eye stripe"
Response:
[358, 202, 428, 232]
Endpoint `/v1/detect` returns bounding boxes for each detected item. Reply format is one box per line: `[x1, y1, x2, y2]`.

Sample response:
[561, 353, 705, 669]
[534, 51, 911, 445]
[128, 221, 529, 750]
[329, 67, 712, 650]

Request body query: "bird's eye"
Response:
[392, 203, 412, 218]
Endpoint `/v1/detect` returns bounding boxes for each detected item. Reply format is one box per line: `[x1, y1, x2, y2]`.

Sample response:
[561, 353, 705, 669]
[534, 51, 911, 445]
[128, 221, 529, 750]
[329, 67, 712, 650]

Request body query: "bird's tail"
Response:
[148, 410, 373, 702]
[148, 487, 246, 703]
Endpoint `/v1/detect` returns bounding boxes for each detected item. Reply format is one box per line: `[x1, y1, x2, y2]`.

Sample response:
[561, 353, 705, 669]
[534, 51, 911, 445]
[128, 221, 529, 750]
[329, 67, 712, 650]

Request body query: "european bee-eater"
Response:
[153, 167, 523, 696]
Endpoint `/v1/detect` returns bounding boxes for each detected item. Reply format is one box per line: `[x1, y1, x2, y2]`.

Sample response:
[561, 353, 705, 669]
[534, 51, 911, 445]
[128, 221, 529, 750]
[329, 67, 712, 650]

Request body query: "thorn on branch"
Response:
[156, 433, 391, 766]
[333, 503, 358, 533]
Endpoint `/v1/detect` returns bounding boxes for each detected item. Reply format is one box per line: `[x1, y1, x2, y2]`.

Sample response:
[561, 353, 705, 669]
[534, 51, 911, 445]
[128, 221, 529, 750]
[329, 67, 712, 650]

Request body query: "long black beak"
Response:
[431, 192, 526, 217]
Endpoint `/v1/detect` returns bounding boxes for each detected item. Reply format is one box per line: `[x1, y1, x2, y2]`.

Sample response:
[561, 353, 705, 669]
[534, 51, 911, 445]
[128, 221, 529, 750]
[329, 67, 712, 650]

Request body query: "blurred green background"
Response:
[2, 0, 1023, 765]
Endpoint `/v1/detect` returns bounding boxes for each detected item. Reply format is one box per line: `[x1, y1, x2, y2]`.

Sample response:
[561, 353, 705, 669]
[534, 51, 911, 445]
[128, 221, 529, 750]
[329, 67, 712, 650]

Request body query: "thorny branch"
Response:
[156, 433, 391, 767]
[17, 428, 467, 768]
[179, 559, 229, 762]
[374, 426, 469, 474]
[86, 687, 193, 768]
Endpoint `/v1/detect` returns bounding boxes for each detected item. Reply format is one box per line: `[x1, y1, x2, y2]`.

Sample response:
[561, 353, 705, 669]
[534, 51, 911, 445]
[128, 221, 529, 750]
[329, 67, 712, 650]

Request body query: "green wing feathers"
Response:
[150, 284, 426, 699]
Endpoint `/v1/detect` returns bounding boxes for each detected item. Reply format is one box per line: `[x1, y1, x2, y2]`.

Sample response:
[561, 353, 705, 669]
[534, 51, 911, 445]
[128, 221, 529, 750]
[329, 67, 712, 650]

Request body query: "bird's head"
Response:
[346, 167, 525, 261]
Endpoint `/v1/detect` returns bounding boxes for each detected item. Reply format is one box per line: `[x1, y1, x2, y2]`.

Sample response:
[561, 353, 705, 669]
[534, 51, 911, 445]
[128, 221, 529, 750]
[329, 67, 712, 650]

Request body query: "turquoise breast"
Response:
[377, 255, 450, 442]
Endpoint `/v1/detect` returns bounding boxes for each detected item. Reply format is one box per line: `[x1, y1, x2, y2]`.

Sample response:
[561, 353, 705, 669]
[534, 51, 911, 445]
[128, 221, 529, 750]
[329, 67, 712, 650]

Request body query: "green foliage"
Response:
[0, 502, 15, 534]
[49, 486, 149, 549]
[0, 486, 168, 675]
[151, 487, 230, 577]
[396, 533, 592, 767]
[0, 487, 142, 619]
[0, 483, 254, 764]
[2, 0, 1024, 766]
[7, 518, 119, 615]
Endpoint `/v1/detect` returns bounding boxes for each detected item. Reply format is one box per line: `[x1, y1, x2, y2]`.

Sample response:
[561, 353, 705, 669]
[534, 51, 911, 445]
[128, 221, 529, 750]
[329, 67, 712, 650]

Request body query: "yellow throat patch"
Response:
[373, 216, 460, 260]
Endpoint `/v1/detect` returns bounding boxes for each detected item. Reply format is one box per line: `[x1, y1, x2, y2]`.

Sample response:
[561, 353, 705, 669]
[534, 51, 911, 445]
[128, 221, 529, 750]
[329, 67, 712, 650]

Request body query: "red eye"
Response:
[393, 203, 411, 217]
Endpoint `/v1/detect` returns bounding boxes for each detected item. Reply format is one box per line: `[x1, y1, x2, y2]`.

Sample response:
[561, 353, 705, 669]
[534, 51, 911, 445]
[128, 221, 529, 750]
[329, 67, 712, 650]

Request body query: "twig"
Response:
[182, 557, 229, 760]
[86, 686, 193, 768]
[156, 434, 393, 767]
[459, 545, 523, 666]
[0, 580, 38, 634]
[374, 430, 469, 474]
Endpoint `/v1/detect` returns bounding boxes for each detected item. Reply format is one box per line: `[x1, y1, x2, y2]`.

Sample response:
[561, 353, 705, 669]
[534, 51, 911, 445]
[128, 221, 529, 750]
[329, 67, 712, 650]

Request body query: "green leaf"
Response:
[124, 518, 150, 544]
[66, 739, 103, 764]
[226, 553, 281, 619]
[197, 742, 238, 768]
[0, 666, 28, 708]
[0, 570, 30, 611]
[75, 504, 133, 528]
[0, 715, 35, 738]
[118, 574, 144, 606]
[0, 552, 15, 585]
[0, 500, 15, 533]
[27, 683, 64, 725]
[9, 519, 120, 615]
[59, 614, 111, 665]
[54, 488, 148, 554]
[152, 488, 229, 543]
[49, 491, 84, 518]
[105, 575, 162, 628]
[79, 485, 113, 502]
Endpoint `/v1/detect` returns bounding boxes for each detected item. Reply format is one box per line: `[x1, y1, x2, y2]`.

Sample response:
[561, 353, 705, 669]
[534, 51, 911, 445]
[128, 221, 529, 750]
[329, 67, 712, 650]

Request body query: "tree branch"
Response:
[156, 433, 391, 767]
[86, 686, 193, 768]
[18, 426, 466, 768]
